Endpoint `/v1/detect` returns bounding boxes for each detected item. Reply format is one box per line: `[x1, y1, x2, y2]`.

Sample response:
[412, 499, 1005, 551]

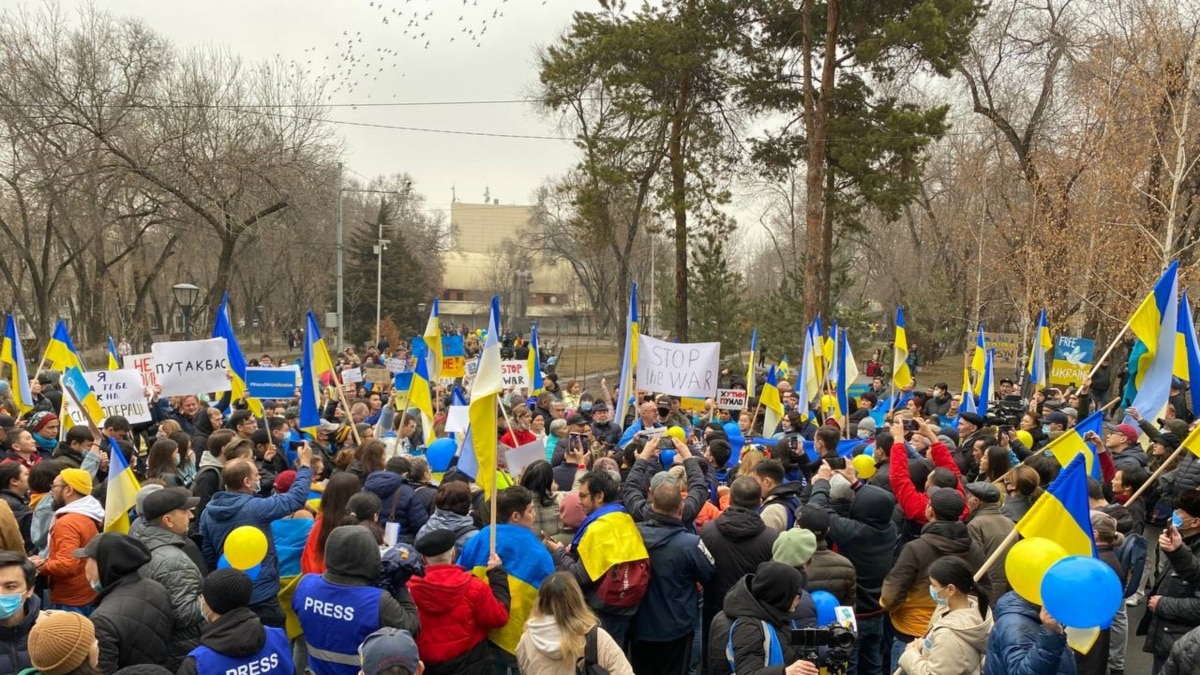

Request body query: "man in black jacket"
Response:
[178, 568, 295, 675]
[809, 463, 897, 675]
[77, 532, 176, 672]
[699, 477, 778, 647]
[622, 437, 707, 531]
[707, 562, 819, 675]
[1140, 488, 1200, 671]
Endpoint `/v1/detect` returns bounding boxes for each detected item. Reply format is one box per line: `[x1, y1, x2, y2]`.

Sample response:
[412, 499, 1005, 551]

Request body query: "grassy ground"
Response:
[548, 343, 620, 387]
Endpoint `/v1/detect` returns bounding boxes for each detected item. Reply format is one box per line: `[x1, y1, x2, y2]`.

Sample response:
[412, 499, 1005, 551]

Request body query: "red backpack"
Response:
[593, 558, 651, 608]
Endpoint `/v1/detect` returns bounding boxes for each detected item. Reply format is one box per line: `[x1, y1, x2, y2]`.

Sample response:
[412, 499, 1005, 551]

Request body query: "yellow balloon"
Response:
[1015, 430, 1034, 450]
[851, 454, 877, 480]
[667, 426, 687, 442]
[1005, 537, 1068, 606]
[224, 525, 269, 570]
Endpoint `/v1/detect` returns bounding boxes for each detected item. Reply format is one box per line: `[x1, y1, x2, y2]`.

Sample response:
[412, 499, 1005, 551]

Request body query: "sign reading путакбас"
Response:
[151, 338, 230, 397]
[635, 335, 721, 399]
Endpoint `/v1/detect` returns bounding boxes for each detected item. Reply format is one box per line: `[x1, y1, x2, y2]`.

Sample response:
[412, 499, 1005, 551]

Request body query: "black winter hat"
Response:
[750, 561, 804, 614]
[202, 568, 253, 616]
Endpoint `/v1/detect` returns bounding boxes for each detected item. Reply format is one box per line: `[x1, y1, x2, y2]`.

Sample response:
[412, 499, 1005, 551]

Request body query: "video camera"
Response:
[985, 395, 1026, 429]
[790, 625, 856, 674]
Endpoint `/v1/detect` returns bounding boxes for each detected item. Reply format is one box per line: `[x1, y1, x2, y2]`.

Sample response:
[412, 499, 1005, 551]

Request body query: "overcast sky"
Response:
[79, 0, 593, 218]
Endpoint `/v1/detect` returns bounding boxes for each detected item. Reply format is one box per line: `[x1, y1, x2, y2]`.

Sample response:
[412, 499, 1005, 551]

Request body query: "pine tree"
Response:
[689, 216, 744, 352]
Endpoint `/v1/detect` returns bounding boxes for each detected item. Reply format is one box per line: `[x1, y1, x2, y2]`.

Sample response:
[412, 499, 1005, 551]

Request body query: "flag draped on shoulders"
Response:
[273, 517, 315, 640]
[458, 523, 555, 654]
[1014, 453, 1095, 558]
[2, 316, 32, 414]
[570, 504, 648, 582]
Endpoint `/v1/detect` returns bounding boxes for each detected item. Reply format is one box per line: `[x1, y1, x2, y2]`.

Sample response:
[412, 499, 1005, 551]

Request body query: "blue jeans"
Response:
[850, 614, 886, 675]
[890, 636, 911, 674]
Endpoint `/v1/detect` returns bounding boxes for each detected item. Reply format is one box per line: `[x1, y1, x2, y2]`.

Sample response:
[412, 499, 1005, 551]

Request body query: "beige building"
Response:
[439, 201, 594, 334]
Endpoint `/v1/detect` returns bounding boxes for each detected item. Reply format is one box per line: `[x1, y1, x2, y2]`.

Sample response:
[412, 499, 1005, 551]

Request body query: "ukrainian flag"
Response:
[460, 297, 503, 497]
[103, 435, 141, 533]
[528, 321, 543, 396]
[40, 320, 84, 373]
[1175, 290, 1200, 413]
[1044, 410, 1105, 481]
[106, 337, 120, 371]
[458, 523, 555, 654]
[795, 332, 815, 422]
[958, 362, 977, 417]
[823, 321, 838, 391]
[1015, 453, 1096, 557]
[777, 355, 789, 382]
[613, 283, 639, 430]
[745, 328, 757, 395]
[2, 316, 32, 414]
[834, 327, 858, 423]
[970, 325, 986, 397]
[1028, 310, 1052, 390]
[802, 322, 820, 410]
[1126, 261, 1180, 422]
[760, 365, 784, 436]
[60, 366, 104, 426]
[213, 294, 264, 419]
[1181, 420, 1200, 461]
[570, 503, 647, 583]
[423, 299, 443, 382]
[977, 349, 995, 418]
[299, 311, 334, 435]
[409, 337, 435, 440]
[272, 516, 315, 640]
[892, 308, 912, 391]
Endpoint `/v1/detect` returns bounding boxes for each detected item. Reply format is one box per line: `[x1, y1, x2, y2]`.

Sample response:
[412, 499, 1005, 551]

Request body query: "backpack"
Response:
[1117, 533, 1149, 598]
[575, 626, 610, 675]
[725, 618, 784, 671]
[593, 558, 650, 608]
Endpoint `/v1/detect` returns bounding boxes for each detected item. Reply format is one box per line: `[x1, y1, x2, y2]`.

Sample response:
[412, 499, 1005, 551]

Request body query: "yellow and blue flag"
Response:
[40, 320, 84, 373]
[528, 321, 544, 395]
[60, 366, 105, 426]
[213, 293, 264, 419]
[1180, 419, 1200, 461]
[1126, 261, 1180, 423]
[2, 316, 31, 414]
[1028, 309, 1052, 390]
[458, 523, 555, 654]
[1044, 410, 1105, 480]
[893, 308, 912, 391]
[423, 299, 443, 382]
[409, 337, 435, 439]
[971, 325, 987, 397]
[299, 311, 334, 435]
[1015, 452, 1096, 558]
[977, 349, 995, 418]
[803, 322, 821, 408]
[833, 327, 858, 422]
[1175, 290, 1200, 412]
[272, 517, 315, 640]
[460, 296, 503, 498]
[746, 328, 757, 395]
[103, 436, 141, 533]
[106, 337, 120, 371]
[761, 365, 784, 436]
[614, 283, 639, 430]
[777, 354, 789, 382]
[570, 503, 648, 582]
[957, 361, 977, 418]
[823, 321, 838, 391]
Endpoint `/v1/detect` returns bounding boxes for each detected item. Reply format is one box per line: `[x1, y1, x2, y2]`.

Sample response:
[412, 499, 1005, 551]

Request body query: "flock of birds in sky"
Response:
[290, 0, 547, 100]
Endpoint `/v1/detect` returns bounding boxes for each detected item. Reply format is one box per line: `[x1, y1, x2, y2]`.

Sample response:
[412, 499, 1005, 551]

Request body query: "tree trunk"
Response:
[801, 0, 838, 325]
[670, 83, 690, 342]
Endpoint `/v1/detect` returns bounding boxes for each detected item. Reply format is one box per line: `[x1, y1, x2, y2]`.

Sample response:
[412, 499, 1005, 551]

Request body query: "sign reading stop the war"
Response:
[635, 335, 720, 399]
[124, 353, 157, 389]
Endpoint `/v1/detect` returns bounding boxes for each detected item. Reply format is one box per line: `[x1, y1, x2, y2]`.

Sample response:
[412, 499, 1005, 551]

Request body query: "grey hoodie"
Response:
[415, 509, 477, 552]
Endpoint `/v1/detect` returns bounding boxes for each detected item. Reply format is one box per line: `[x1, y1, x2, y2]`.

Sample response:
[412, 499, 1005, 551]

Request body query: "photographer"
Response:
[621, 434, 707, 531]
[706, 560, 819, 675]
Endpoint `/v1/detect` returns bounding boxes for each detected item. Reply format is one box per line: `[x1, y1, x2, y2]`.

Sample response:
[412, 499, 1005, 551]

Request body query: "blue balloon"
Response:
[426, 437, 457, 472]
[659, 450, 676, 467]
[216, 556, 261, 581]
[811, 590, 839, 626]
[1040, 555, 1123, 628]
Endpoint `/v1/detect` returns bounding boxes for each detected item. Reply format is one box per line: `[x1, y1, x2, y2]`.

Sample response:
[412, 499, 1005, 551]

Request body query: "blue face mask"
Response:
[0, 593, 23, 619]
[1042, 424, 1051, 434]
[929, 586, 948, 606]
[581, 402, 593, 412]
[1173, 512, 1185, 529]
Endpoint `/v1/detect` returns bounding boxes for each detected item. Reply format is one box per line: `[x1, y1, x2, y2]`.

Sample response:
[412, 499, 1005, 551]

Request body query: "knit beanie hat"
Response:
[202, 568, 254, 616]
[28, 412, 57, 435]
[929, 487, 966, 521]
[750, 561, 804, 614]
[772, 528, 818, 568]
[27, 610, 95, 675]
[59, 468, 92, 496]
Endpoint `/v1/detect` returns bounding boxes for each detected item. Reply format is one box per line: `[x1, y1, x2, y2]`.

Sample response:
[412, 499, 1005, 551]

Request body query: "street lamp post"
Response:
[172, 283, 200, 340]
[374, 208, 391, 349]
[337, 180, 409, 353]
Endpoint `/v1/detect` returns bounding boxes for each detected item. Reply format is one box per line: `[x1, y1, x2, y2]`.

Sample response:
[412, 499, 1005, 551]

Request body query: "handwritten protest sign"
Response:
[364, 367, 392, 385]
[151, 338, 229, 397]
[500, 361, 529, 389]
[124, 353, 157, 389]
[64, 369, 151, 425]
[341, 368, 363, 384]
[716, 388, 748, 410]
[441, 335, 466, 378]
[635, 335, 720, 399]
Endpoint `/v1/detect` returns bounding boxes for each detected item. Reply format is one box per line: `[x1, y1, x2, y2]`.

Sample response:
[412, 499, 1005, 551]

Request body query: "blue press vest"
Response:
[189, 625, 292, 675]
[293, 574, 383, 675]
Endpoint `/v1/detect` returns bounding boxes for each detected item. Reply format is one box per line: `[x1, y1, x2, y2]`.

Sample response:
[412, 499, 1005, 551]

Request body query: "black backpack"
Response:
[575, 626, 609, 675]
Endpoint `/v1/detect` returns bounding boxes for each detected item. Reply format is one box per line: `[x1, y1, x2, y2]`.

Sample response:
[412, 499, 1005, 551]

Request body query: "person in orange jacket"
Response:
[31, 468, 103, 613]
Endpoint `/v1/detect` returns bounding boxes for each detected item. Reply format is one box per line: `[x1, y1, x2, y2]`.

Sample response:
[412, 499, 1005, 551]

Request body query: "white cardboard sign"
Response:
[151, 338, 230, 397]
[64, 369, 152, 425]
[716, 388, 748, 410]
[635, 335, 721, 399]
[124, 353, 157, 389]
[504, 438, 546, 478]
[500, 360, 529, 389]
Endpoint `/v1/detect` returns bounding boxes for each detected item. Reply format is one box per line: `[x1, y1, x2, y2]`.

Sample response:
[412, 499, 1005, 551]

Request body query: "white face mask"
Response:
[857, 429, 871, 439]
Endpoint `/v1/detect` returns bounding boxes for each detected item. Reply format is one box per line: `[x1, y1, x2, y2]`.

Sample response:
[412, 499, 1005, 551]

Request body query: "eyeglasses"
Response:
[50, 482, 65, 490]
[578, 491, 591, 499]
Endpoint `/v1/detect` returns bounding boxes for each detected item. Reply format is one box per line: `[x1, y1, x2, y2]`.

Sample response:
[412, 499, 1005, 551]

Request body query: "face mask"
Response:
[929, 586, 948, 606]
[0, 593, 23, 619]
[1173, 512, 1185, 529]
[581, 403, 593, 412]
[174, 454, 182, 467]
[89, 580, 102, 593]
[857, 429, 871, 440]
[1042, 425, 1051, 434]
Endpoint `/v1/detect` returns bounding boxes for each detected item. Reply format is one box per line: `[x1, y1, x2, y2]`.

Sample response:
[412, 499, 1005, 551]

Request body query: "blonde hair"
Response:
[739, 448, 766, 476]
[158, 419, 182, 437]
[529, 572, 598, 663]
